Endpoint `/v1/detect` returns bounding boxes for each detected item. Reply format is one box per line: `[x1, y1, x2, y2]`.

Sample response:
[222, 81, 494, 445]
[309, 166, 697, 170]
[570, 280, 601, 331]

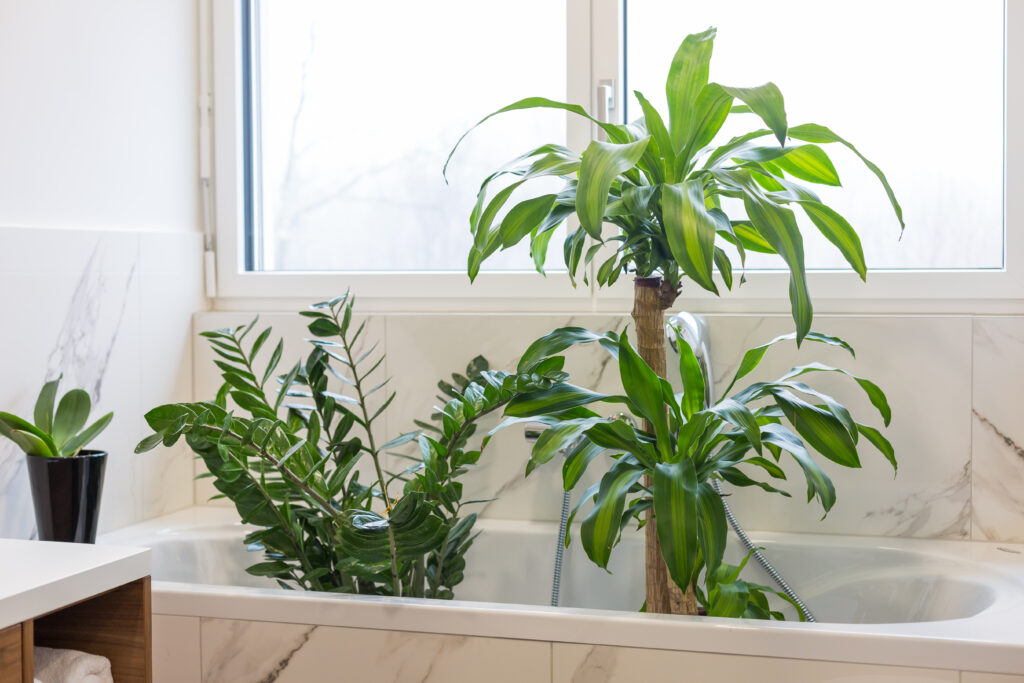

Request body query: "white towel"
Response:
[33, 646, 113, 683]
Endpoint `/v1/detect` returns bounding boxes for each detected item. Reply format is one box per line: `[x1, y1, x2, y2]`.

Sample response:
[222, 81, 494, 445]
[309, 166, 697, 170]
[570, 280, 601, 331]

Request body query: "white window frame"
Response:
[206, 0, 1024, 314]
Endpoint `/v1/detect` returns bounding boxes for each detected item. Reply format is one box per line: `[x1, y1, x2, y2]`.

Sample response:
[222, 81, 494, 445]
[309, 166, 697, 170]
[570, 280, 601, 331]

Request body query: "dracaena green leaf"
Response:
[500, 194, 558, 249]
[772, 145, 840, 186]
[780, 362, 891, 426]
[794, 201, 867, 280]
[696, 481, 727, 576]
[760, 423, 836, 512]
[710, 398, 762, 455]
[584, 420, 658, 469]
[666, 27, 716, 152]
[718, 83, 787, 146]
[562, 439, 606, 490]
[576, 138, 651, 238]
[530, 418, 601, 469]
[445, 96, 629, 181]
[677, 83, 733, 175]
[723, 331, 855, 397]
[772, 389, 860, 468]
[580, 458, 645, 568]
[617, 334, 670, 457]
[673, 334, 707, 419]
[653, 459, 699, 590]
[857, 423, 897, 472]
[517, 327, 613, 373]
[633, 90, 674, 179]
[788, 123, 904, 231]
[662, 179, 719, 294]
[742, 194, 812, 344]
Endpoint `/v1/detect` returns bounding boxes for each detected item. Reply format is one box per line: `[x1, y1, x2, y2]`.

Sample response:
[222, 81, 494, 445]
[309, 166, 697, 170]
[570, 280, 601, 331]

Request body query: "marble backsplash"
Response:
[0, 226, 204, 538]
[191, 307, 1024, 544]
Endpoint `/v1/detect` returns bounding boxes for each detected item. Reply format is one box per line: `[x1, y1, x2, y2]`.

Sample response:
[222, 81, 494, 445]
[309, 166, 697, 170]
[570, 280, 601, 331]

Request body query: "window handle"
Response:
[596, 79, 615, 141]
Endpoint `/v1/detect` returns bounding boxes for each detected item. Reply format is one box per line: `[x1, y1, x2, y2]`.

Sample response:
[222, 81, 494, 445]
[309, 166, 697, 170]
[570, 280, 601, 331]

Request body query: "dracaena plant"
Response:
[446, 27, 903, 614]
[499, 325, 894, 618]
[0, 376, 113, 458]
[136, 293, 565, 598]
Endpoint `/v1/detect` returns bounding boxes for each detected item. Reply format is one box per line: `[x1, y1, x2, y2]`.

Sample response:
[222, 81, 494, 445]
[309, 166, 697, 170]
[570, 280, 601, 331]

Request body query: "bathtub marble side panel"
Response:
[154, 614, 201, 683]
[199, 617, 552, 683]
[551, 643, 959, 683]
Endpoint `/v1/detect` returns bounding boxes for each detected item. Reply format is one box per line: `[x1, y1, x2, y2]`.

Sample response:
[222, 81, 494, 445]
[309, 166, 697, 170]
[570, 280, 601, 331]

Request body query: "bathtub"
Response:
[102, 506, 1024, 682]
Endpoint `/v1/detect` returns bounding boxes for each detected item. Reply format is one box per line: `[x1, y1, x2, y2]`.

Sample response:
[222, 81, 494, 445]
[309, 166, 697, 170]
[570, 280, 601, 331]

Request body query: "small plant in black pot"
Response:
[0, 376, 113, 542]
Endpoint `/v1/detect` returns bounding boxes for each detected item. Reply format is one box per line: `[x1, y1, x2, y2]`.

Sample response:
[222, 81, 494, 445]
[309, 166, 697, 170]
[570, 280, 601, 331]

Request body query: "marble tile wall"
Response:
[153, 615, 1024, 682]
[188, 307, 1024, 542]
[0, 226, 204, 538]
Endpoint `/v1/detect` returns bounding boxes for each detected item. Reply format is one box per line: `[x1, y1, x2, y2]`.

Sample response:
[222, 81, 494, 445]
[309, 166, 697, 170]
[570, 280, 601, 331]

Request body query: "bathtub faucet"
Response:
[665, 312, 714, 407]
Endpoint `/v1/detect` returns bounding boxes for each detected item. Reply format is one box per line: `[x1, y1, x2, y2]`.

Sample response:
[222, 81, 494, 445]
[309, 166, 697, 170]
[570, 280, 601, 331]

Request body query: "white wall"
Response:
[0, 0, 205, 539]
[0, 0, 198, 231]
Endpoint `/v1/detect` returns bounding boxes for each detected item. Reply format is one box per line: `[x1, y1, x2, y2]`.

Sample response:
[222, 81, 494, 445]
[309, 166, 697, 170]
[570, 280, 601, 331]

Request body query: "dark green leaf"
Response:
[653, 459, 699, 590]
[580, 459, 645, 568]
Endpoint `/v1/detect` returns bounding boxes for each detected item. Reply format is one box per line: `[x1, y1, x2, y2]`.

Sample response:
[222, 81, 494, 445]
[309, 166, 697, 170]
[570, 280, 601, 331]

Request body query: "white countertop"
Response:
[0, 538, 150, 629]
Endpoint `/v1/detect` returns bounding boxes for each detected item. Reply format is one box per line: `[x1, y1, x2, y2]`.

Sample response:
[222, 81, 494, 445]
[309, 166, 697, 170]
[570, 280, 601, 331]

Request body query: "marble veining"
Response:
[974, 411, 1024, 460]
[45, 245, 135, 401]
[551, 642, 961, 683]
[863, 462, 971, 538]
[971, 318, 1024, 542]
[0, 227, 204, 538]
[199, 618, 551, 682]
[0, 238, 135, 538]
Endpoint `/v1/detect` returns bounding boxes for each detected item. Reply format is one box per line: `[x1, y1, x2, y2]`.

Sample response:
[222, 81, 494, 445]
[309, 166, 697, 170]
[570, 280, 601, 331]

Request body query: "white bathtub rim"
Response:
[151, 579, 1024, 675]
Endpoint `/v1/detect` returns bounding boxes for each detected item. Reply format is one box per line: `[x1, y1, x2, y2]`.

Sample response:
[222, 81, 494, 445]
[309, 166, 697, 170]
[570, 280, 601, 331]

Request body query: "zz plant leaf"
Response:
[137, 293, 569, 599]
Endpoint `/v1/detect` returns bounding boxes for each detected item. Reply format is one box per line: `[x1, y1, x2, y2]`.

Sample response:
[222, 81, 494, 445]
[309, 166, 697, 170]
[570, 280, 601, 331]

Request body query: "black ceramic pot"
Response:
[25, 449, 107, 543]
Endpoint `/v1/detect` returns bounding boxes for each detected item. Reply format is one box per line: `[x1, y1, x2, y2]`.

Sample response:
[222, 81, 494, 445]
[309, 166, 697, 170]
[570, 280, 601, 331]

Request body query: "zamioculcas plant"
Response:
[499, 325, 894, 618]
[445, 27, 902, 614]
[137, 293, 566, 598]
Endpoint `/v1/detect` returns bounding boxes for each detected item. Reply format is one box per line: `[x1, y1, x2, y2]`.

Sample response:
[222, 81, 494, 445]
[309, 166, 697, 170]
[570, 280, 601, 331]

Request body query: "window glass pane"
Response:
[254, 0, 566, 271]
[625, 1, 1004, 270]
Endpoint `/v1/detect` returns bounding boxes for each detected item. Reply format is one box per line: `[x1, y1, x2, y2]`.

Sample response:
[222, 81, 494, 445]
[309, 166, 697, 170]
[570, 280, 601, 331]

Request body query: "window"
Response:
[210, 0, 1021, 308]
[245, 0, 567, 273]
[625, 0, 1004, 271]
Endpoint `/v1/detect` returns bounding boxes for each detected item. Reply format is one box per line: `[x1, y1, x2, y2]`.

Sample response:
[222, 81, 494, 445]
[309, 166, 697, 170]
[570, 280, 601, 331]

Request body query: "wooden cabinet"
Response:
[3, 577, 150, 683]
[0, 622, 26, 683]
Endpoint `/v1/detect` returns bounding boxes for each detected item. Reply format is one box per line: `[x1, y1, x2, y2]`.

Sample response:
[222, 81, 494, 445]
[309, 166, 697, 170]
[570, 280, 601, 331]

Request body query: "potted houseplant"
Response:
[446, 27, 903, 614]
[0, 376, 113, 542]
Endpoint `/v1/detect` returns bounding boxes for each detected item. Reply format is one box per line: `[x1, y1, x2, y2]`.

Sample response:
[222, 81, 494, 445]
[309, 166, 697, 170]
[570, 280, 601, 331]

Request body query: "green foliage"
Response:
[499, 325, 895, 619]
[137, 293, 566, 599]
[446, 28, 902, 343]
[0, 375, 112, 457]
